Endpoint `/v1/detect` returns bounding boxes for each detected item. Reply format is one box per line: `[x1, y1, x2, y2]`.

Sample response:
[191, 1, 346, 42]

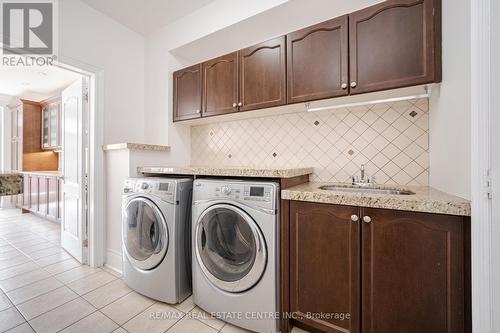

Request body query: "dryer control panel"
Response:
[193, 179, 278, 212]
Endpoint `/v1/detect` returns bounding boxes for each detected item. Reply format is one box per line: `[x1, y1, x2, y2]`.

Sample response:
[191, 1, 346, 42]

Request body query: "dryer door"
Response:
[123, 197, 168, 270]
[195, 204, 267, 292]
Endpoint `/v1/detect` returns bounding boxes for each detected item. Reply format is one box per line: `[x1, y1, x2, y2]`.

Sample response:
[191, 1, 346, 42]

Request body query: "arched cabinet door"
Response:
[287, 16, 349, 104]
[173, 64, 202, 121]
[349, 0, 441, 95]
[202, 52, 239, 117]
[361, 208, 466, 333]
[239, 36, 286, 111]
[289, 201, 360, 333]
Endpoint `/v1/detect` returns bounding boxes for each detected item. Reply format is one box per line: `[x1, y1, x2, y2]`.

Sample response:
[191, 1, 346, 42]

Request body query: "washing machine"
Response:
[122, 177, 192, 304]
[192, 179, 280, 333]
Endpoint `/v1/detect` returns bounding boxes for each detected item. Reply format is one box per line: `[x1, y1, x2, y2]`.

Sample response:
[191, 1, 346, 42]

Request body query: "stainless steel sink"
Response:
[319, 185, 415, 195]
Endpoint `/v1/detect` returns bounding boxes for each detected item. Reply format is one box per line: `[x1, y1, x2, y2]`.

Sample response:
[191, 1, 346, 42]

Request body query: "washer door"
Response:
[195, 204, 267, 292]
[123, 197, 168, 270]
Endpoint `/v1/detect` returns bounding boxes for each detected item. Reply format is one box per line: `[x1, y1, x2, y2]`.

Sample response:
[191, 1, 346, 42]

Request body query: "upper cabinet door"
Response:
[287, 16, 349, 104]
[49, 103, 59, 148]
[173, 64, 202, 122]
[349, 0, 441, 95]
[239, 37, 286, 111]
[202, 52, 239, 117]
[41, 106, 50, 149]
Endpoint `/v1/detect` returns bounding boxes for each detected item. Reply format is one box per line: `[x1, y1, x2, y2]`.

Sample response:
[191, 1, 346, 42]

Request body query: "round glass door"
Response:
[195, 204, 267, 292]
[123, 197, 168, 270]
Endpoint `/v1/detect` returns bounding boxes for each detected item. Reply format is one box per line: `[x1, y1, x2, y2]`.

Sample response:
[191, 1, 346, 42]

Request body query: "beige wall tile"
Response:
[191, 99, 430, 186]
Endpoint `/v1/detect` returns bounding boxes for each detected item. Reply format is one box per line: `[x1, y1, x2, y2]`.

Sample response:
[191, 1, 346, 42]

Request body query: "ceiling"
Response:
[0, 66, 82, 102]
[81, 0, 216, 35]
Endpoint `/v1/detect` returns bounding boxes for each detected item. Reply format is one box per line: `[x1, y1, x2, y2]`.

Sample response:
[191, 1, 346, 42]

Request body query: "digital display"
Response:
[250, 186, 264, 197]
[158, 183, 169, 191]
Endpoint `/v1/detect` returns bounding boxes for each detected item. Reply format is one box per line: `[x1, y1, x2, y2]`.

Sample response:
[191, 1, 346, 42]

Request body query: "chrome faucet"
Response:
[352, 164, 375, 186]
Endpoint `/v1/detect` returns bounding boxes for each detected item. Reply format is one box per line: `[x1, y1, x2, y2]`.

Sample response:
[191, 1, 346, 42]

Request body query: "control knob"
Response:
[221, 186, 232, 195]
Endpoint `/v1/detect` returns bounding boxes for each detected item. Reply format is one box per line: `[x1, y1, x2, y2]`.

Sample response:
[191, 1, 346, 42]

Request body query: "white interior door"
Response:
[61, 77, 88, 263]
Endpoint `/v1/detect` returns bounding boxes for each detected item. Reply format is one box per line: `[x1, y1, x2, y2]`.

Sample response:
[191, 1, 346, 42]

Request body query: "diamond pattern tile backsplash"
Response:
[191, 98, 429, 185]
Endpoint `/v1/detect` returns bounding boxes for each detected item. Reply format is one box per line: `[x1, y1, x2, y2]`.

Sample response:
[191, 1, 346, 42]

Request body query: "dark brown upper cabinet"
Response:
[361, 208, 465, 333]
[173, 64, 202, 122]
[290, 201, 360, 333]
[239, 36, 286, 111]
[202, 52, 239, 117]
[172, 0, 442, 122]
[287, 16, 349, 103]
[349, 0, 441, 94]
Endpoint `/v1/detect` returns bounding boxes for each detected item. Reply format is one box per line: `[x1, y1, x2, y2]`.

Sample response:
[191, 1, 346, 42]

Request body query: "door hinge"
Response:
[83, 239, 89, 247]
[485, 169, 492, 199]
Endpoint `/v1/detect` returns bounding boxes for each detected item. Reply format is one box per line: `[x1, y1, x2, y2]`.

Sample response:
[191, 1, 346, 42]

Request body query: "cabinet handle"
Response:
[341, 83, 348, 89]
[363, 216, 372, 223]
[350, 81, 357, 88]
[238, 102, 243, 107]
[351, 215, 359, 222]
[232, 103, 237, 107]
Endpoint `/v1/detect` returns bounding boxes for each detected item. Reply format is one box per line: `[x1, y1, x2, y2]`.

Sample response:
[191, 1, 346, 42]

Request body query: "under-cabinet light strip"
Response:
[305, 86, 432, 113]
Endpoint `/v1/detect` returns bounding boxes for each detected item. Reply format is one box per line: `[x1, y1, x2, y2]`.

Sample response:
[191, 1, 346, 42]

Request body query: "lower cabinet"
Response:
[289, 202, 360, 333]
[286, 201, 470, 333]
[22, 173, 61, 223]
[47, 177, 59, 221]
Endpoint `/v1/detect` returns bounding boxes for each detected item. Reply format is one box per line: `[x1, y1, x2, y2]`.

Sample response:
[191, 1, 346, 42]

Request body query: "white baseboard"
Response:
[105, 248, 122, 274]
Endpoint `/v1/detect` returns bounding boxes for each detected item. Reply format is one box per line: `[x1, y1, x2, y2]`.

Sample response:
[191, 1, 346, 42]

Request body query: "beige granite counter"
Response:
[19, 171, 62, 177]
[138, 166, 313, 179]
[103, 143, 171, 152]
[281, 182, 471, 216]
[0, 172, 23, 196]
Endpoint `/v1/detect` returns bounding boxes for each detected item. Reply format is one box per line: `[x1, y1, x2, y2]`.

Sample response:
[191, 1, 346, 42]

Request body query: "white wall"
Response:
[59, 0, 145, 145]
[429, 0, 471, 199]
[491, 0, 500, 329]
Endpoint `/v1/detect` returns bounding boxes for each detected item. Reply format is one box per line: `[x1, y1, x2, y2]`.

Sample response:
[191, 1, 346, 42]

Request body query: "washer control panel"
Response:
[123, 178, 175, 201]
[194, 179, 278, 211]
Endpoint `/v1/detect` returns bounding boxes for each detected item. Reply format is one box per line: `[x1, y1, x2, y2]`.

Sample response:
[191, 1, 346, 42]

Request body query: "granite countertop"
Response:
[103, 143, 171, 152]
[0, 172, 23, 196]
[281, 182, 471, 216]
[19, 171, 62, 176]
[138, 166, 314, 179]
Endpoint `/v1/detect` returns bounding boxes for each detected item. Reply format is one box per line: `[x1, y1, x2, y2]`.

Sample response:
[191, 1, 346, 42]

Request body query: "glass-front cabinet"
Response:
[41, 99, 61, 150]
[42, 106, 50, 148]
[49, 103, 59, 147]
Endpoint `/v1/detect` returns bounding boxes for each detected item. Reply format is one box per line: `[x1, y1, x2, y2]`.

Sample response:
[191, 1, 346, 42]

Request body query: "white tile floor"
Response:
[0, 209, 306, 333]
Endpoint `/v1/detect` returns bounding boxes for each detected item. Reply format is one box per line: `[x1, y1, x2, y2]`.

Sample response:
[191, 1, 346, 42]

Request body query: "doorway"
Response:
[0, 63, 95, 266]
